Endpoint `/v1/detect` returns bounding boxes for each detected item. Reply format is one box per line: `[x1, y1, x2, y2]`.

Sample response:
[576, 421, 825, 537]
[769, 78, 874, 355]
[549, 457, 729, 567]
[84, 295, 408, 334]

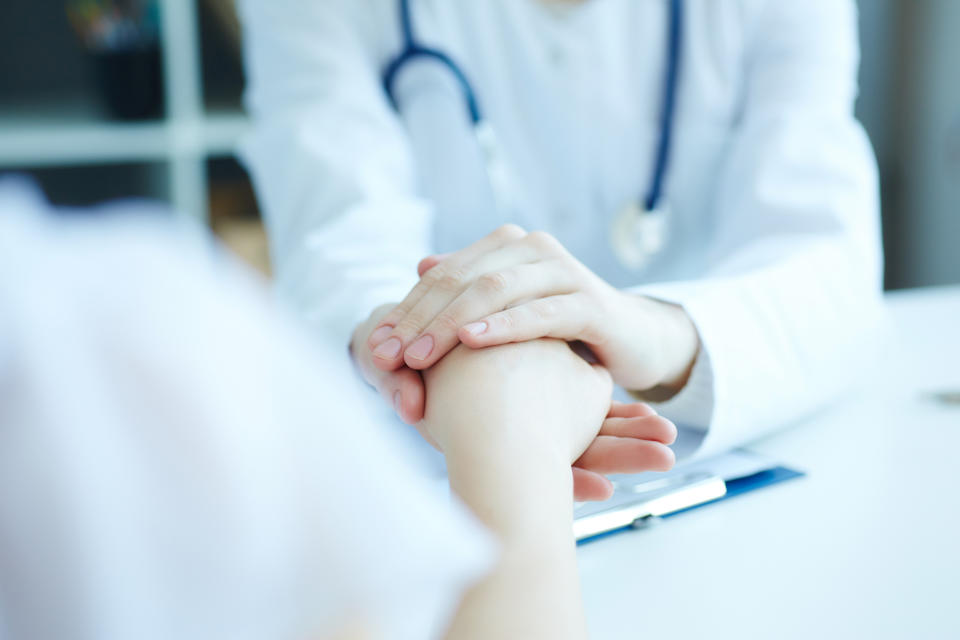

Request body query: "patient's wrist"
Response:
[420, 340, 607, 540]
[439, 390, 575, 540]
[445, 447, 574, 542]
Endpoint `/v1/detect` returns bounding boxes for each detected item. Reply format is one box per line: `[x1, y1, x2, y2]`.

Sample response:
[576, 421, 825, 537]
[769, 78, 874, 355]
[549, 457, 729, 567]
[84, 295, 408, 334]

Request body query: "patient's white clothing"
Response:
[0, 181, 493, 640]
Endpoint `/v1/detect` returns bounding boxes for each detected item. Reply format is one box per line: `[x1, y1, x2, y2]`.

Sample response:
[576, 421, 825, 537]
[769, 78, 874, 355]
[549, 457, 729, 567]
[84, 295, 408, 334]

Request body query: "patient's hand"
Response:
[420, 341, 676, 493]
[424, 340, 675, 639]
[572, 400, 676, 498]
[420, 339, 614, 467]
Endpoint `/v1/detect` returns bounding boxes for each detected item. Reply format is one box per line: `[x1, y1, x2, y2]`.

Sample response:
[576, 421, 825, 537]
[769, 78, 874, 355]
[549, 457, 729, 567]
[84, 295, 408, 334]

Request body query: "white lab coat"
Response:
[0, 180, 492, 640]
[239, 0, 884, 457]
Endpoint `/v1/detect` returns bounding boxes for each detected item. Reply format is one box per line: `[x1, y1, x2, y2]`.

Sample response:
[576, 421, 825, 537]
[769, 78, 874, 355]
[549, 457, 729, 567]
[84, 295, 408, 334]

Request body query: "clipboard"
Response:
[574, 450, 804, 544]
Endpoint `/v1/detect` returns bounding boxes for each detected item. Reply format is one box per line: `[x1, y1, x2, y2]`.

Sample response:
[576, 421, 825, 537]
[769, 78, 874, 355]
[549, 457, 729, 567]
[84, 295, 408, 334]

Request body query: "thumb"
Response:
[378, 367, 427, 426]
[352, 335, 427, 424]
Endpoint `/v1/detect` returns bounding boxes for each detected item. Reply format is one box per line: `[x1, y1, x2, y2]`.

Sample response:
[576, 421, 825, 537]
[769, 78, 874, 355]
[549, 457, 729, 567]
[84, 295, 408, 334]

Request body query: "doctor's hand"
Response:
[366, 225, 701, 395]
[351, 303, 426, 425]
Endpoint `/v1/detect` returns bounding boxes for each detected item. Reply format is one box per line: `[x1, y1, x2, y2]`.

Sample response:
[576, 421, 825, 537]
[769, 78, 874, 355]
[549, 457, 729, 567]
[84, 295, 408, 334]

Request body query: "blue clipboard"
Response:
[663, 465, 805, 519]
[574, 459, 805, 545]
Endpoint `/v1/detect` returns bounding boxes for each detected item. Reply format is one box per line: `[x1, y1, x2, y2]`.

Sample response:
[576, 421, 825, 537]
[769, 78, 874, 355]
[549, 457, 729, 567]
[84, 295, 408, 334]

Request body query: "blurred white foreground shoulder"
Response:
[0, 178, 493, 640]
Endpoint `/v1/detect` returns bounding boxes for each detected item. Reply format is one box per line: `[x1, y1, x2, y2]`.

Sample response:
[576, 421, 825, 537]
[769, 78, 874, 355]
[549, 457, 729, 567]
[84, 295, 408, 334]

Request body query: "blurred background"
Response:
[0, 0, 957, 288]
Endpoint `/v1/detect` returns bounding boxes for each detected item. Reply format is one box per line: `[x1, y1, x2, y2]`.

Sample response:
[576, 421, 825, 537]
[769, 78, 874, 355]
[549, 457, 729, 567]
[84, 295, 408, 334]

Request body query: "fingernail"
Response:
[406, 334, 435, 361]
[393, 391, 402, 414]
[463, 321, 488, 336]
[369, 325, 393, 346]
[373, 337, 402, 360]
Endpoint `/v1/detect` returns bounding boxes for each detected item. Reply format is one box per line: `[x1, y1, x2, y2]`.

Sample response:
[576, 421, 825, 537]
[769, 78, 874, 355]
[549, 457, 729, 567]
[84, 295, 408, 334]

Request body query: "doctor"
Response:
[239, 0, 884, 458]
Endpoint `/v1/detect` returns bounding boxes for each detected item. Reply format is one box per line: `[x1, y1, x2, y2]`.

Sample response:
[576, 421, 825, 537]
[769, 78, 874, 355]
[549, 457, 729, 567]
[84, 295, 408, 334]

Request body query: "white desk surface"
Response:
[579, 286, 960, 639]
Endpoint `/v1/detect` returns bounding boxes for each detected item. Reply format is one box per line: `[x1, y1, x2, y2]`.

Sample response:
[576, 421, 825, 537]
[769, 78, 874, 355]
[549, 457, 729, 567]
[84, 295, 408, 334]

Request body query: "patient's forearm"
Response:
[443, 446, 585, 640]
[423, 341, 607, 640]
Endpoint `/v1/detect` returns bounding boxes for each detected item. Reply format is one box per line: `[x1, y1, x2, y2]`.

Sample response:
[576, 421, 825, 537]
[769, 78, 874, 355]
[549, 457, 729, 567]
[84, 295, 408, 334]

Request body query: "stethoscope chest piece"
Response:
[610, 201, 669, 271]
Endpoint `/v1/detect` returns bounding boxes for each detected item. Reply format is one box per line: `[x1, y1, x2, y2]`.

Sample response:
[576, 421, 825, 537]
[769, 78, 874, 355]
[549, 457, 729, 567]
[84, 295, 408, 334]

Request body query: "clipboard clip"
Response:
[573, 474, 727, 542]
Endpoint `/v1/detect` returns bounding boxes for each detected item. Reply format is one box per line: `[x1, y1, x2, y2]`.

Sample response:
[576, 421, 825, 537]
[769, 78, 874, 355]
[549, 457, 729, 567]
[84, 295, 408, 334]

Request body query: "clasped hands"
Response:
[351, 225, 697, 501]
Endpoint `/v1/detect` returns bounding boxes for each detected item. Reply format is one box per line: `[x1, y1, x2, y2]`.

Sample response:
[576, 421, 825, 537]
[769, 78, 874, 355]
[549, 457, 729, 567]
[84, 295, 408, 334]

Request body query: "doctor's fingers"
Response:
[371, 227, 567, 355]
[354, 345, 427, 425]
[370, 246, 562, 371]
[458, 292, 603, 350]
[370, 224, 526, 347]
[574, 436, 676, 475]
[400, 260, 580, 370]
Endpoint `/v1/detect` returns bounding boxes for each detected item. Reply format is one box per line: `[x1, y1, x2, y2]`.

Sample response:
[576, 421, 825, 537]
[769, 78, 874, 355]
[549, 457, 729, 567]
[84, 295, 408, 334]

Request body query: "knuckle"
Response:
[533, 297, 560, 318]
[579, 319, 605, 345]
[526, 230, 561, 253]
[431, 311, 461, 334]
[379, 310, 404, 328]
[436, 274, 462, 293]
[492, 223, 526, 241]
[477, 270, 510, 294]
[420, 267, 444, 288]
[381, 299, 410, 319]
[493, 310, 520, 331]
[395, 315, 427, 337]
[434, 267, 469, 293]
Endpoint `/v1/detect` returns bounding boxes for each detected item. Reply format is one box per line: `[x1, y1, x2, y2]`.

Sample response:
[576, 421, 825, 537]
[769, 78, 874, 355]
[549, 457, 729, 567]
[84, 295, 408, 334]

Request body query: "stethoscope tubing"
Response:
[382, 0, 482, 124]
[382, 0, 682, 214]
[645, 0, 683, 212]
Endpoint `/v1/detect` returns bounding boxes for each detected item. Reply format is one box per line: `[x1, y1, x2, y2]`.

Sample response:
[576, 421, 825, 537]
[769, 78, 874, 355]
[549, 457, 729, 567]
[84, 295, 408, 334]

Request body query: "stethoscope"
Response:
[383, 0, 683, 270]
